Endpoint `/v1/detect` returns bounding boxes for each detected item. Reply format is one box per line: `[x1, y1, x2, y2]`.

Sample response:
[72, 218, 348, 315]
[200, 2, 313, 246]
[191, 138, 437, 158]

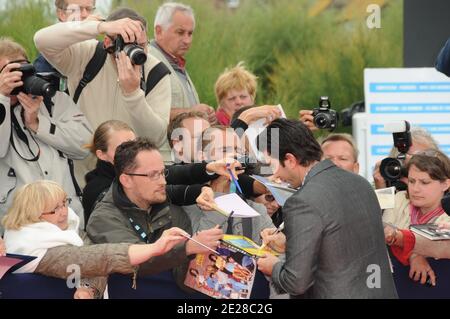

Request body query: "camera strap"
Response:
[67, 156, 83, 198]
[10, 108, 40, 162]
[73, 42, 170, 103]
[73, 41, 107, 104]
[144, 62, 171, 96]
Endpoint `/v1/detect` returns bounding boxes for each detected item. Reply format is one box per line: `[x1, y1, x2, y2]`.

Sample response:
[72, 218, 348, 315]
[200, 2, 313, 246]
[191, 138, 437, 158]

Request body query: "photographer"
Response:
[298, 97, 338, 132]
[373, 127, 440, 189]
[34, 0, 98, 73]
[0, 37, 92, 233]
[34, 8, 172, 162]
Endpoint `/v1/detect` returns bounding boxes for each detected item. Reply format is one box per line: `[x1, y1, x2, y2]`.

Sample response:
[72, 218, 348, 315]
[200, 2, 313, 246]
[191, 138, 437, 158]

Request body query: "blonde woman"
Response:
[2, 180, 188, 299]
[215, 62, 257, 126]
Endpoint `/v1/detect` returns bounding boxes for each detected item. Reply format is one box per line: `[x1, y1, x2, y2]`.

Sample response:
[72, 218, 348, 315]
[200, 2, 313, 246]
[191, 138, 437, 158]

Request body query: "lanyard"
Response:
[128, 217, 149, 243]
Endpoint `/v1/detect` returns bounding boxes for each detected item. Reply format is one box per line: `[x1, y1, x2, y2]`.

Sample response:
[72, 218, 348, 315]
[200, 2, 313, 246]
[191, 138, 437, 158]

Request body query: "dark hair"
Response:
[106, 7, 147, 29]
[257, 118, 322, 166]
[167, 111, 208, 148]
[406, 149, 450, 183]
[114, 137, 158, 177]
[230, 105, 256, 124]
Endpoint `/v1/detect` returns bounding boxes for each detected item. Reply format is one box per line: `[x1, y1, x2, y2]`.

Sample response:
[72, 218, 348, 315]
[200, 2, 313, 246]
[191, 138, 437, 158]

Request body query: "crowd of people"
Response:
[1, 0, 450, 300]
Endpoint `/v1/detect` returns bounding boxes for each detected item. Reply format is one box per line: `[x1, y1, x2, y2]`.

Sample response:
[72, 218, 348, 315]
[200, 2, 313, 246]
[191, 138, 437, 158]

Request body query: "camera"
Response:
[36, 71, 67, 93]
[236, 154, 258, 175]
[113, 35, 147, 65]
[379, 121, 412, 191]
[341, 100, 365, 127]
[10, 63, 57, 99]
[312, 96, 338, 131]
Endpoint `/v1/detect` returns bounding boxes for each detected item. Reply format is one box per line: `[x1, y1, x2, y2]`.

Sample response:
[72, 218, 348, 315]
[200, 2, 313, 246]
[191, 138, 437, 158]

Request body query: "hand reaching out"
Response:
[238, 105, 281, 125]
[196, 186, 216, 211]
[409, 254, 436, 286]
[98, 17, 144, 44]
[186, 226, 223, 255]
[152, 227, 189, 256]
[298, 109, 318, 131]
[192, 104, 216, 124]
[260, 228, 286, 253]
[205, 158, 243, 180]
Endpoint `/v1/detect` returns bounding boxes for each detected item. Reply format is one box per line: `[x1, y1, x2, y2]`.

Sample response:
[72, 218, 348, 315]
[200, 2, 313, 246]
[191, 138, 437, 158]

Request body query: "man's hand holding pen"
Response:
[260, 223, 286, 253]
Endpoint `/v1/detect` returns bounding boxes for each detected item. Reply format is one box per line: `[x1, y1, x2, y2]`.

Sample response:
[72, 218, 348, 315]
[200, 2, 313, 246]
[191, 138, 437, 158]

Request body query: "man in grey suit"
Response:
[256, 119, 397, 299]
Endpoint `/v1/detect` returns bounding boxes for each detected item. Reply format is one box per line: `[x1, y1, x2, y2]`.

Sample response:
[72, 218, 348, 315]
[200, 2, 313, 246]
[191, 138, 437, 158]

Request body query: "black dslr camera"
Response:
[312, 96, 338, 131]
[379, 121, 411, 191]
[112, 35, 147, 65]
[10, 63, 57, 99]
[236, 154, 258, 175]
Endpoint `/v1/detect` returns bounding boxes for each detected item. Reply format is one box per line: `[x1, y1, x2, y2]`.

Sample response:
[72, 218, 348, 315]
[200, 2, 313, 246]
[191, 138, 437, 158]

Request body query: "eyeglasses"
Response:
[125, 169, 168, 181]
[42, 198, 72, 215]
[60, 5, 96, 14]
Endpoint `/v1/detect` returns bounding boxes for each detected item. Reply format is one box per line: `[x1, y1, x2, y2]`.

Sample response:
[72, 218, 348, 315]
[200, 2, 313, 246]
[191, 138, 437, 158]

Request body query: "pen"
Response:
[259, 222, 285, 250]
[227, 163, 243, 194]
[218, 210, 235, 229]
[180, 233, 220, 255]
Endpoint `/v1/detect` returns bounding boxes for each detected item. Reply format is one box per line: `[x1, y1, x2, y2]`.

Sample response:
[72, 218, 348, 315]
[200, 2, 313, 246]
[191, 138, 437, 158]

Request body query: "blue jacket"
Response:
[436, 38, 450, 77]
[33, 53, 56, 73]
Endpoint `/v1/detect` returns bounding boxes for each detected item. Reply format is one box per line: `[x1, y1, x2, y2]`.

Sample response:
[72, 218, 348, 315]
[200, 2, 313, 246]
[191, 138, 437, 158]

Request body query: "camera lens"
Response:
[379, 157, 403, 181]
[23, 75, 56, 99]
[314, 113, 331, 129]
[124, 44, 147, 65]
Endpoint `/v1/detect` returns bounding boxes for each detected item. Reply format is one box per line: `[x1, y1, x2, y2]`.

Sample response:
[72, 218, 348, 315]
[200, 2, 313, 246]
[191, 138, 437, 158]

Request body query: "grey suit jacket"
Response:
[271, 160, 397, 299]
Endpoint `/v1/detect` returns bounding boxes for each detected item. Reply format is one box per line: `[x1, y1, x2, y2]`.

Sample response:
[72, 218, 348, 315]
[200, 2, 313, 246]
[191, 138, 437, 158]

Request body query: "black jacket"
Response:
[82, 160, 116, 224]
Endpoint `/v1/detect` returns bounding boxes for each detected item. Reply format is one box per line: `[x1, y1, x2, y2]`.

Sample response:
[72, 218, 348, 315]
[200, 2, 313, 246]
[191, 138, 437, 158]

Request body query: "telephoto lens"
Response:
[11, 63, 56, 99]
[22, 76, 56, 99]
